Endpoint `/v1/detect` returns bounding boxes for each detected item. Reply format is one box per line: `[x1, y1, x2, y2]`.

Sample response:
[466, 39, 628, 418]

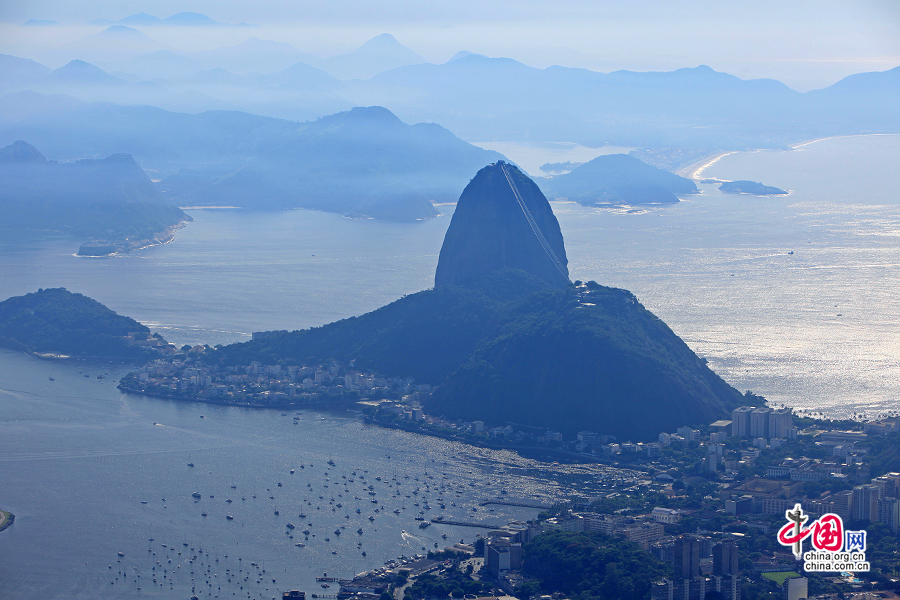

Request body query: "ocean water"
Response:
[1, 135, 897, 417]
[1, 134, 899, 598]
[0, 349, 626, 599]
[557, 134, 900, 419]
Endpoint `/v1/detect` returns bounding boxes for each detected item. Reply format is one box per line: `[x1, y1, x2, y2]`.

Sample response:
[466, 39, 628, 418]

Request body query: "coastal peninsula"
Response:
[0, 288, 171, 361]
[0, 140, 190, 256]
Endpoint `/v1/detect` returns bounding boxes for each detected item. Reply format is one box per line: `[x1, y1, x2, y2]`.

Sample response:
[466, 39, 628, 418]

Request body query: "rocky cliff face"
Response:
[435, 162, 570, 288]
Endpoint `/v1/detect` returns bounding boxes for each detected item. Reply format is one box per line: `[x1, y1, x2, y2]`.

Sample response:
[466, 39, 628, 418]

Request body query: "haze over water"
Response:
[1, 134, 899, 598]
[2, 135, 898, 418]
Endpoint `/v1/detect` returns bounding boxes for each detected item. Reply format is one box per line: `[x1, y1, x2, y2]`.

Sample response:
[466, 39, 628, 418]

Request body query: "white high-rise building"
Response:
[784, 577, 807, 600]
[750, 407, 771, 438]
[731, 406, 754, 437]
[852, 484, 882, 522]
[768, 408, 793, 439]
[877, 497, 900, 533]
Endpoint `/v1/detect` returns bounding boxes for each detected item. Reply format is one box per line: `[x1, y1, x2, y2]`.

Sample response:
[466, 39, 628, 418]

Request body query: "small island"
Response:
[539, 153, 699, 206]
[0, 508, 14, 532]
[718, 180, 787, 195]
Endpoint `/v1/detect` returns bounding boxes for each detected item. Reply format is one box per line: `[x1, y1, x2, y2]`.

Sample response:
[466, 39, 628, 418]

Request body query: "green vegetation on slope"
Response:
[430, 280, 743, 440]
[209, 270, 742, 440]
[210, 270, 549, 384]
[522, 530, 670, 600]
[860, 431, 900, 476]
[0, 288, 157, 360]
[403, 570, 492, 600]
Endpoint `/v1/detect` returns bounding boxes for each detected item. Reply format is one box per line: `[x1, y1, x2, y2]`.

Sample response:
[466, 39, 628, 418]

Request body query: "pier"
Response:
[430, 517, 501, 529]
[478, 500, 551, 510]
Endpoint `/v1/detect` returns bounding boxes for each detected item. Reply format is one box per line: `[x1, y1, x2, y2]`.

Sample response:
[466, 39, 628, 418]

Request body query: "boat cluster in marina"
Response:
[113, 411, 642, 597]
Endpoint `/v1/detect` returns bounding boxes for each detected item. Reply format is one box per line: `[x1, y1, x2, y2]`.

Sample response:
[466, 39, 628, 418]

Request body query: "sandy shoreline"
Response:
[676, 134, 885, 181]
[75, 218, 190, 258]
[676, 151, 739, 180]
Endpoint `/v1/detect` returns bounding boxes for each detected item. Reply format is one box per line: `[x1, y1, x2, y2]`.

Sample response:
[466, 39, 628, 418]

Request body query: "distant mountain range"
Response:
[317, 33, 426, 81]
[86, 12, 237, 27]
[363, 56, 900, 147]
[188, 38, 322, 75]
[0, 34, 425, 119]
[1, 37, 897, 225]
[2, 45, 897, 150]
[158, 106, 503, 220]
[0, 99, 503, 221]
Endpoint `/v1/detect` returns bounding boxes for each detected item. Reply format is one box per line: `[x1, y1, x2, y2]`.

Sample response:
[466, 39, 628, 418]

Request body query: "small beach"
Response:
[676, 151, 739, 180]
[678, 134, 897, 182]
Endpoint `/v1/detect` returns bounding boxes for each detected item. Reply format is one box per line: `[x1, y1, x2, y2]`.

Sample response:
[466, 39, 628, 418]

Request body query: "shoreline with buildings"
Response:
[116, 350, 900, 475]
[14, 341, 900, 600]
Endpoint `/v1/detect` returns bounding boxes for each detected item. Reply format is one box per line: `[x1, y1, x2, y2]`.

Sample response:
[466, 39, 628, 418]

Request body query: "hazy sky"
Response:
[3, 0, 899, 90]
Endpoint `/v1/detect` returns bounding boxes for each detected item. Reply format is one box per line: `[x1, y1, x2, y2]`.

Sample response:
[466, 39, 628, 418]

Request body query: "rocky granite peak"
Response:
[435, 161, 570, 289]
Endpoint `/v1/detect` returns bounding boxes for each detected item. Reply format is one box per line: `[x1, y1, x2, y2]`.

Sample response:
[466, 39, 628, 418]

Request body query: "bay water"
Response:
[1, 134, 899, 598]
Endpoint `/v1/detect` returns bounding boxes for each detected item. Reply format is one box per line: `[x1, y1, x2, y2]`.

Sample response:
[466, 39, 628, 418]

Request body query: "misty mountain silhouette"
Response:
[87, 11, 231, 27]
[0, 100, 502, 220]
[22, 19, 59, 26]
[112, 50, 202, 79]
[91, 25, 157, 40]
[319, 34, 427, 80]
[192, 38, 321, 74]
[88, 13, 161, 26]
[65, 25, 168, 57]
[47, 60, 127, 85]
[540, 154, 699, 205]
[160, 105, 503, 220]
[369, 56, 806, 145]
[0, 140, 188, 247]
[117, 12, 163, 25]
[162, 12, 220, 26]
[3, 48, 896, 148]
[0, 139, 46, 162]
[0, 54, 51, 92]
